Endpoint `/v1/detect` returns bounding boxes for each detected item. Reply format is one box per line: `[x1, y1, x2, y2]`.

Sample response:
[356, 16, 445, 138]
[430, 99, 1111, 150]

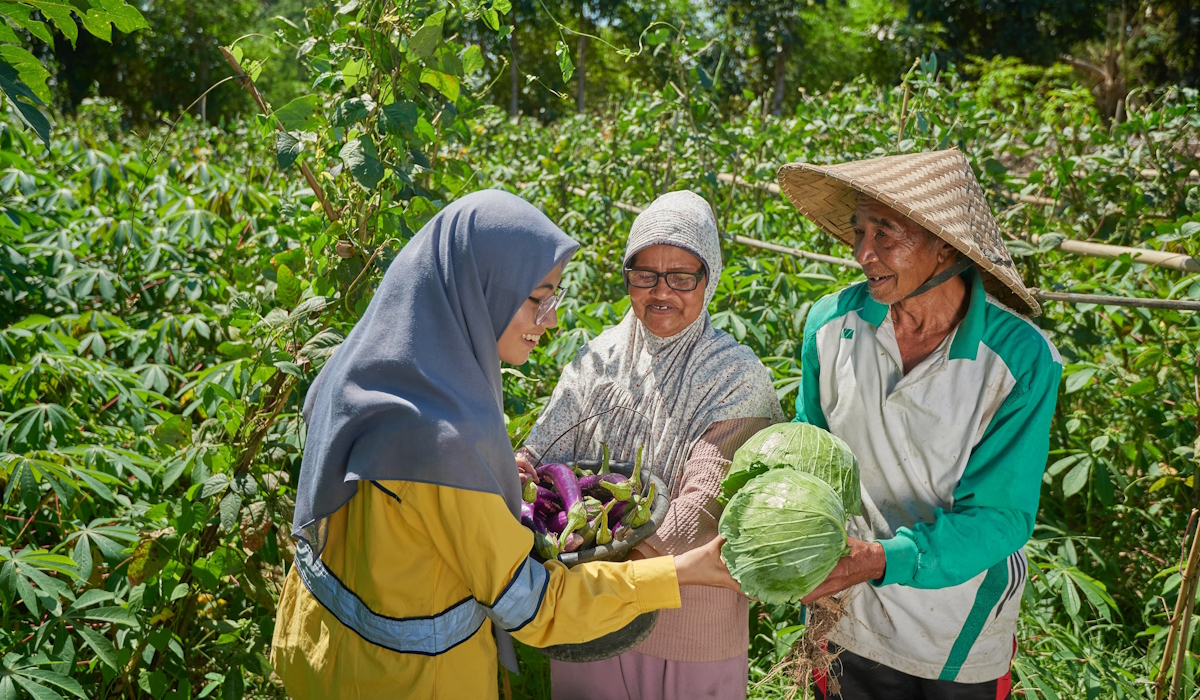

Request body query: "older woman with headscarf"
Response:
[270, 191, 738, 700]
[517, 190, 784, 700]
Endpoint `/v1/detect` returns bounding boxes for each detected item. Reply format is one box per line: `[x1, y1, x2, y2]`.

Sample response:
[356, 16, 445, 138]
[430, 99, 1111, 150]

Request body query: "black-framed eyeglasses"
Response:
[623, 267, 706, 292]
[530, 287, 565, 325]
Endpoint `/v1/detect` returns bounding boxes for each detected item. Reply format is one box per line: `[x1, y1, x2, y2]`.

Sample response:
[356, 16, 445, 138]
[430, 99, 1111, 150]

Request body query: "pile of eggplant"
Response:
[520, 447, 658, 560]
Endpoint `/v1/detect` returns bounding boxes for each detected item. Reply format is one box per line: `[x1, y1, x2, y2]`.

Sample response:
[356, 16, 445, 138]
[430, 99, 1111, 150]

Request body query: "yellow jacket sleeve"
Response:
[403, 480, 681, 647]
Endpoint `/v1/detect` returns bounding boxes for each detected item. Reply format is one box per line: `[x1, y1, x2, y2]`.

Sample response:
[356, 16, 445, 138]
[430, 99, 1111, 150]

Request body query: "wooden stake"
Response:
[1155, 512, 1200, 699]
[501, 667, 513, 700]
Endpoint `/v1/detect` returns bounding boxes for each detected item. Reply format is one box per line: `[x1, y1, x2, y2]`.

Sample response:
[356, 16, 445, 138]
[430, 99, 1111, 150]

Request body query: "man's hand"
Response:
[515, 452, 539, 484]
[801, 538, 886, 604]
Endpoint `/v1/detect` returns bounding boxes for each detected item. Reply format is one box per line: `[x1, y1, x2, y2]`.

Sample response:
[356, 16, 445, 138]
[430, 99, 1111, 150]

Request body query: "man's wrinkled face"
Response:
[851, 196, 946, 305]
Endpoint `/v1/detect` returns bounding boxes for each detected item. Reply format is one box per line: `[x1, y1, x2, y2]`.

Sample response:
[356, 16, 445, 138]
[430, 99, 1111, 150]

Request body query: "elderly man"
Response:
[777, 150, 1062, 700]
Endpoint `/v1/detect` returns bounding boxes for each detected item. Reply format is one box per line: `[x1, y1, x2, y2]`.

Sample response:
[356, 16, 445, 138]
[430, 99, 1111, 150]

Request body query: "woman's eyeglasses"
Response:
[623, 268, 705, 292]
[530, 287, 565, 325]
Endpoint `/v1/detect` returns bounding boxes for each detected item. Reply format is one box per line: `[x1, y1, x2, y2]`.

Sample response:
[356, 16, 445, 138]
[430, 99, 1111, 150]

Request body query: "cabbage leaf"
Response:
[719, 469, 848, 604]
[720, 422, 861, 515]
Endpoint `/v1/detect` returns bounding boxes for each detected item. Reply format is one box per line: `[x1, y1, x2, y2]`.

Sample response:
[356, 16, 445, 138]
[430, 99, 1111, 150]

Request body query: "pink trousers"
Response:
[549, 651, 749, 700]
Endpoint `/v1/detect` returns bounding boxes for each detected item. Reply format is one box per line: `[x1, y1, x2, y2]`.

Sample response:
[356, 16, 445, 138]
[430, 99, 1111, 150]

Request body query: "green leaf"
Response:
[275, 263, 300, 308]
[1064, 368, 1095, 394]
[419, 68, 459, 102]
[1036, 233, 1067, 252]
[275, 131, 302, 170]
[0, 20, 19, 44]
[378, 100, 419, 138]
[339, 136, 384, 190]
[12, 676, 67, 700]
[1061, 578, 1081, 619]
[461, 45, 484, 75]
[78, 1, 148, 43]
[480, 8, 499, 31]
[331, 95, 373, 127]
[199, 474, 230, 499]
[555, 40, 574, 83]
[0, 44, 50, 101]
[82, 606, 138, 626]
[1125, 376, 1155, 396]
[75, 625, 120, 670]
[492, 0, 512, 13]
[1062, 458, 1091, 498]
[408, 9, 445, 58]
[18, 670, 84, 699]
[274, 360, 304, 378]
[274, 95, 324, 131]
[219, 491, 242, 533]
[1047, 454, 1083, 477]
[342, 58, 363, 89]
[0, 4, 54, 44]
[20, 1, 77, 45]
[0, 60, 49, 146]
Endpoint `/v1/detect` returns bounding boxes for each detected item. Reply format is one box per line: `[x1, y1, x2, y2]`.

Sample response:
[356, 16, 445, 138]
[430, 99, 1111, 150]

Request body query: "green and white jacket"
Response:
[795, 270, 1062, 683]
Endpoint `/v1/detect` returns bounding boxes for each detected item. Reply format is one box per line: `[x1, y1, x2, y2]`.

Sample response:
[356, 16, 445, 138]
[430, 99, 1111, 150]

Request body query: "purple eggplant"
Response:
[561, 532, 584, 553]
[607, 500, 629, 523]
[520, 500, 536, 528]
[533, 485, 563, 520]
[579, 473, 629, 502]
[548, 510, 570, 534]
[538, 462, 587, 540]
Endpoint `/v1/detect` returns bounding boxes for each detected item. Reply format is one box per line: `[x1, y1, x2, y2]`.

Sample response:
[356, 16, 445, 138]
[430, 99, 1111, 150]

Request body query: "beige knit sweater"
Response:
[630, 416, 773, 663]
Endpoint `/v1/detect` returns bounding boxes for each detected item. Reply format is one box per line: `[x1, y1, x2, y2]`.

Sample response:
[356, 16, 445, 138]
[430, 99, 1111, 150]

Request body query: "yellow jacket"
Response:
[271, 479, 681, 699]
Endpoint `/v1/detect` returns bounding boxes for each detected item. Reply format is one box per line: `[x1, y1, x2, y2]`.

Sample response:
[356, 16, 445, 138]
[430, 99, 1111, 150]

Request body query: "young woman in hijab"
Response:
[517, 191, 784, 700]
[270, 190, 739, 700]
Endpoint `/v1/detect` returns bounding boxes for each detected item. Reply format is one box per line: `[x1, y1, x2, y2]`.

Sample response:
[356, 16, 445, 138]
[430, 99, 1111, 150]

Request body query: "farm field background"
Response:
[1, 0, 1200, 698]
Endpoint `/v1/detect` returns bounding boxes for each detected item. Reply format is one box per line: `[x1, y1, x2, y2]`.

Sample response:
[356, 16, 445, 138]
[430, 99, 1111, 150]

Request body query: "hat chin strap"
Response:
[905, 257, 973, 299]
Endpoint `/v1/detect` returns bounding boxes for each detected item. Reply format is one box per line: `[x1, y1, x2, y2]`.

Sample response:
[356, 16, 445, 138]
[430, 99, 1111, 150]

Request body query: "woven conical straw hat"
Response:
[777, 149, 1039, 316]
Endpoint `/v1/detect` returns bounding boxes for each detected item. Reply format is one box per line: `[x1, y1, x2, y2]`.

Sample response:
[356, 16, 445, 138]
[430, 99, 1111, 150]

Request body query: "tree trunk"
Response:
[770, 43, 789, 117]
[576, 24, 588, 113]
[509, 39, 519, 117]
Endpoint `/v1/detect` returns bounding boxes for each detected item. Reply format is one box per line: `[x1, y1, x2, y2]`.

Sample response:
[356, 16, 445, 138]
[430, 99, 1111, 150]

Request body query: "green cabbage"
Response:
[718, 469, 848, 604]
[720, 422, 861, 515]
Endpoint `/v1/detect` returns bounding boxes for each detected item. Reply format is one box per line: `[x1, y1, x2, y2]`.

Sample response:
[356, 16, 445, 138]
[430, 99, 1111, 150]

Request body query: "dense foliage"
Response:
[1, 1, 1200, 698]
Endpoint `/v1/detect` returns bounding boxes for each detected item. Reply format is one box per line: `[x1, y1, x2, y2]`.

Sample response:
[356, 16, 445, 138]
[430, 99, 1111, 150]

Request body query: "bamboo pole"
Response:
[566, 185, 860, 268]
[220, 48, 339, 223]
[1155, 513, 1200, 700]
[1169, 572, 1198, 700]
[728, 234, 861, 269]
[1032, 235, 1200, 274]
[1031, 290, 1200, 312]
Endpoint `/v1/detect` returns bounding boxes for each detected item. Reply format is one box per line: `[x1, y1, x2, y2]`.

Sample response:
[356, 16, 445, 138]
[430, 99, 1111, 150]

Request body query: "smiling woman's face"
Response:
[626, 244, 707, 338]
[497, 263, 563, 365]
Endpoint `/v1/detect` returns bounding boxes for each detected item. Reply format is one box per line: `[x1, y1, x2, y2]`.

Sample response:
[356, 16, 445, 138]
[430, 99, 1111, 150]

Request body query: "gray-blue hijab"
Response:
[294, 190, 579, 550]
